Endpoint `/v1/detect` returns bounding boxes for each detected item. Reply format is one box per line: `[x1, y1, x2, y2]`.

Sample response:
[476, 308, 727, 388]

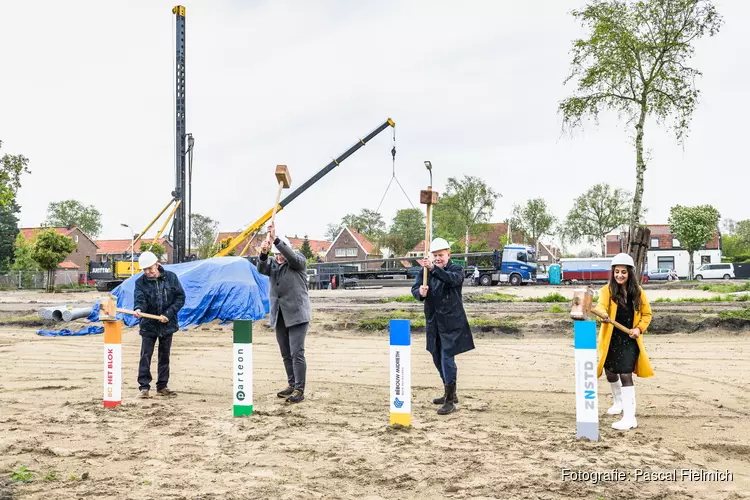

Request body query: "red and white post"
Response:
[103, 320, 122, 408]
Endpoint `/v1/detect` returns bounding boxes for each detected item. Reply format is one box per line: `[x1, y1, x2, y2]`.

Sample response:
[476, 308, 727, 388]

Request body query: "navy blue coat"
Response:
[411, 261, 474, 357]
[133, 266, 185, 338]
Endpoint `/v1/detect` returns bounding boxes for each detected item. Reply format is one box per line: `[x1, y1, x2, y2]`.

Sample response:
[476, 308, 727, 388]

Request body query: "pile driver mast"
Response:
[171, 5, 190, 263]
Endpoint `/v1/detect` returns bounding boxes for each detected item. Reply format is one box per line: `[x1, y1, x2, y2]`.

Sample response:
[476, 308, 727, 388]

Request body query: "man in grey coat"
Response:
[257, 223, 312, 403]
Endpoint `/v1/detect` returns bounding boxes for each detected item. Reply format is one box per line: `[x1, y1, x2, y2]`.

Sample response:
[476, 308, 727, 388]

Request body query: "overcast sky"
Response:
[1, 0, 747, 252]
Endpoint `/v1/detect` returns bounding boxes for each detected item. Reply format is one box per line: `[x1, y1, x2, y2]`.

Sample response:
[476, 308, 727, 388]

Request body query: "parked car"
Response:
[694, 263, 734, 280]
[648, 268, 678, 281]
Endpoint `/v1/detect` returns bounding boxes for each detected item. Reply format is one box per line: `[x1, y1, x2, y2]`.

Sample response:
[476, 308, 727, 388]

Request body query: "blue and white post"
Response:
[574, 320, 598, 440]
[389, 319, 411, 426]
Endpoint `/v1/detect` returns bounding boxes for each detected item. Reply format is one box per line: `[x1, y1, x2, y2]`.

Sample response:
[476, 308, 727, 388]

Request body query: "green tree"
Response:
[300, 235, 314, 260]
[668, 204, 721, 279]
[0, 140, 31, 212]
[30, 229, 76, 291]
[190, 213, 219, 259]
[389, 208, 425, 254]
[139, 241, 166, 261]
[563, 184, 631, 256]
[11, 233, 39, 271]
[324, 223, 342, 241]
[433, 175, 500, 254]
[43, 199, 102, 237]
[560, 0, 723, 270]
[511, 198, 556, 254]
[0, 204, 20, 272]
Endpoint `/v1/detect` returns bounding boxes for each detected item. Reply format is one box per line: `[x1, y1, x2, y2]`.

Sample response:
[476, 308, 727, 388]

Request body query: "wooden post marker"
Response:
[233, 320, 253, 416]
[101, 296, 122, 408]
[571, 288, 598, 440]
[389, 319, 411, 426]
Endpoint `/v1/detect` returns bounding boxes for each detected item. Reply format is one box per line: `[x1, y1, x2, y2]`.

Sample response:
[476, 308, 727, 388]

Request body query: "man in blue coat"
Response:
[411, 237, 474, 415]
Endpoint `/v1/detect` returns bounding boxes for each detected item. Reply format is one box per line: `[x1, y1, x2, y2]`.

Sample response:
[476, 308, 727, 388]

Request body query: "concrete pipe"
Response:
[38, 307, 56, 320]
[62, 307, 93, 322]
[52, 308, 65, 321]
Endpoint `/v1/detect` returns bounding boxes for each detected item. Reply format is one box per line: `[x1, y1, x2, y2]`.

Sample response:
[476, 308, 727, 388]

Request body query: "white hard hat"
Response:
[138, 251, 158, 269]
[611, 253, 634, 268]
[430, 237, 451, 252]
[273, 236, 292, 253]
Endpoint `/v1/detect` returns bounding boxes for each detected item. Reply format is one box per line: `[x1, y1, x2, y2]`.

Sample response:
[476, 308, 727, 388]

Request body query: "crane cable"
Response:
[374, 124, 415, 214]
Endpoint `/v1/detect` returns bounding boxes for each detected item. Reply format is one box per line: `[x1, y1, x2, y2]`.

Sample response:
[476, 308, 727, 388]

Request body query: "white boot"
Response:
[607, 380, 623, 415]
[612, 385, 637, 430]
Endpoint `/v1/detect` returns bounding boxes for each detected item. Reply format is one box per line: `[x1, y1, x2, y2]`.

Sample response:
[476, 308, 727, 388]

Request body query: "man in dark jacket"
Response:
[257, 223, 312, 404]
[411, 237, 474, 415]
[133, 251, 186, 399]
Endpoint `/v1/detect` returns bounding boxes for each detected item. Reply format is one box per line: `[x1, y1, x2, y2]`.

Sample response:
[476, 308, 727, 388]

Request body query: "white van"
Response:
[694, 263, 734, 280]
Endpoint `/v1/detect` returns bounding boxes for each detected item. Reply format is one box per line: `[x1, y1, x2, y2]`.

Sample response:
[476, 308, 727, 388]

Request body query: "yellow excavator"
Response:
[215, 118, 395, 257]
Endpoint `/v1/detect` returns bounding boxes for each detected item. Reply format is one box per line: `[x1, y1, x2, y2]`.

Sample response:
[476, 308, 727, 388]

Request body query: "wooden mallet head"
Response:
[570, 287, 594, 321]
[100, 296, 117, 321]
[420, 189, 438, 206]
[275, 165, 291, 189]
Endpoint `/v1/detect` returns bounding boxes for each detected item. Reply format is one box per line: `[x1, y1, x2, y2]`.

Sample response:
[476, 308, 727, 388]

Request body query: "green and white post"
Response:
[233, 320, 253, 416]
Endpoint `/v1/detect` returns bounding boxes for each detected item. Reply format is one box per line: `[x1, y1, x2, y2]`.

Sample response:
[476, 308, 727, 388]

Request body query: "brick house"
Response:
[537, 240, 562, 263]
[95, 238, 174, 264]
[324, 227, 381, 270]
[19, 226, 99, 283]
[286, 235, 330, 260]
[213, 231, 329, 259]
[606, 224, 721, 278]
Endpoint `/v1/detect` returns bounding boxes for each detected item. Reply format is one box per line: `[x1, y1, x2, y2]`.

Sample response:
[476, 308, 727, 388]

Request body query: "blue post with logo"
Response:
[574, 320, 598, 440]
[389, 319, 411, 426]
[233, 320, 253, 416]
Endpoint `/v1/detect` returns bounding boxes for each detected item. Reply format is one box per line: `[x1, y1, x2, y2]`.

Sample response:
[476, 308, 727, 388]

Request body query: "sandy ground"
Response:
[1, 288, 749, 499]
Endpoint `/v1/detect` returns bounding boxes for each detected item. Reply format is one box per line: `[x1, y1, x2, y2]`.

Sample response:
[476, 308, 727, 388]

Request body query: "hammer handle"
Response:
[423, 203, 432, 284]
[115, 307, 164, 321]
[590, 309, 633, 335]
[270, 181, 283, 228]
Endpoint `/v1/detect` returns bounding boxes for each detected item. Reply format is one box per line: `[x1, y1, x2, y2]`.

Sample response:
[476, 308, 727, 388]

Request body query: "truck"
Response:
[470, 245, 538, 286]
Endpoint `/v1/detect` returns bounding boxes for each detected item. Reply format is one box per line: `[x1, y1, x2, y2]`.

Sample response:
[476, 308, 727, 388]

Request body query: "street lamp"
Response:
[121, 223, 134, 274]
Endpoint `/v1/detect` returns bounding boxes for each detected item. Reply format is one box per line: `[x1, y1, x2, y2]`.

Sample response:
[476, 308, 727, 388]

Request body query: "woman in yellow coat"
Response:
[594, 253, 654, 431]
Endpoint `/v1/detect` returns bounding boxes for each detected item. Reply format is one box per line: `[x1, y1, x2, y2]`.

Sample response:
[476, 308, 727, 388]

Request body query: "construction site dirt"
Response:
[0, 285, 748, 499]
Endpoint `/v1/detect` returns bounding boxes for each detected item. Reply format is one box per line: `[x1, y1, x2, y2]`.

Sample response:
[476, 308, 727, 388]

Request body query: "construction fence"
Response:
[0, 270, 81, 290]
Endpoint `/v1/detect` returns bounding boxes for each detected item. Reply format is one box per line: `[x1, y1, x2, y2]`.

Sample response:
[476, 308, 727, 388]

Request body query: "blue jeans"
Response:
[431, 339, 457, 385]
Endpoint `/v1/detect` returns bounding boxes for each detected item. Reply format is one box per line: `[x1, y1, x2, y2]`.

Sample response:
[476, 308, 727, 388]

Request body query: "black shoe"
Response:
[277, 385, 295, 398]
[286, 389, 305, 404]
[432, 386, 458, 405]
[437, 384, 456, 415]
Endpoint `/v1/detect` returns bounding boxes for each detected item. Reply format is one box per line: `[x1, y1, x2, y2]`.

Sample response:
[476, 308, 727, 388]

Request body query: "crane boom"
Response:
[214, 118, 395, 257]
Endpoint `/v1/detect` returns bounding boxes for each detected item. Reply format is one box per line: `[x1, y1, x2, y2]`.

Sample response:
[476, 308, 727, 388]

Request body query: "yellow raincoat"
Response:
[594, 285, 654, 378]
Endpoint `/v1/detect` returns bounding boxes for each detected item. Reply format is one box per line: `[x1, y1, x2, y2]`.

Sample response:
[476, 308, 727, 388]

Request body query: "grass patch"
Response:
[525, 292, 569, 303]
[698, 282, 750, 294]
[718, 308, 750, 320]
[380, 294, 418, 303]
[0, 314, 46, 327]
[471, 292, 516, 302]
[654, 295, 748, 303]
[357, 310, 516, 331]
[546, 305, 566, 313]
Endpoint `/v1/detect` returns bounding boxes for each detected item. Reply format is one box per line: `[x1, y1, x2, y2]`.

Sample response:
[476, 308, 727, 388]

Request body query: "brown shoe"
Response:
[157, 388, 177, 397]
[139, 390, 151, 399]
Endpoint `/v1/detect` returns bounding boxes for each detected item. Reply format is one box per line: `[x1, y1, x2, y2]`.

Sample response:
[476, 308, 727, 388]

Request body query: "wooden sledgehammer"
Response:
[570, 287, 632, 335]
[100, 296, 164, 321]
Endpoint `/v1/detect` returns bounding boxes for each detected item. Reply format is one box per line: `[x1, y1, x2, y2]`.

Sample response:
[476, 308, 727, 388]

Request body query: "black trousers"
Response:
[275, 311, 308, 391]
[138, 334, 173, 391]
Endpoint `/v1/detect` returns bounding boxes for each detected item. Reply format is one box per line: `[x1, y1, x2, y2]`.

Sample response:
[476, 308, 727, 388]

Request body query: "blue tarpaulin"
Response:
[87, 257, 270, 328]
[37, 326, 105, 337]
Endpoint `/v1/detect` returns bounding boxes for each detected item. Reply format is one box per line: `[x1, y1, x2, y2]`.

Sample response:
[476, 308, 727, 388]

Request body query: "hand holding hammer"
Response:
[570, 287, 638, 337]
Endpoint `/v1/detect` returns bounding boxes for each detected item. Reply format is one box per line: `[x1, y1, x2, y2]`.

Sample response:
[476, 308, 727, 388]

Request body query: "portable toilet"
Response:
[549, 264, 562, 285]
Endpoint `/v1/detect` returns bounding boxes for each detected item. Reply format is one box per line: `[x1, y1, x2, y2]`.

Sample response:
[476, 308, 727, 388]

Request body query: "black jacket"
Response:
[411, 261, 474, 357]
[133, 266, 186, 338]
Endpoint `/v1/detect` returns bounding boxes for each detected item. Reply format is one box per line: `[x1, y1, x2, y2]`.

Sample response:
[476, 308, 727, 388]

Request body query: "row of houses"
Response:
[606, 225, 722, 278]
[19, 222, 714, 282]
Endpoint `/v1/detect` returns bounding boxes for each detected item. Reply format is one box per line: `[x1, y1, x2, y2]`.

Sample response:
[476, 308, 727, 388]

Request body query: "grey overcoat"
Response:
[257, 239, 312, 328]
